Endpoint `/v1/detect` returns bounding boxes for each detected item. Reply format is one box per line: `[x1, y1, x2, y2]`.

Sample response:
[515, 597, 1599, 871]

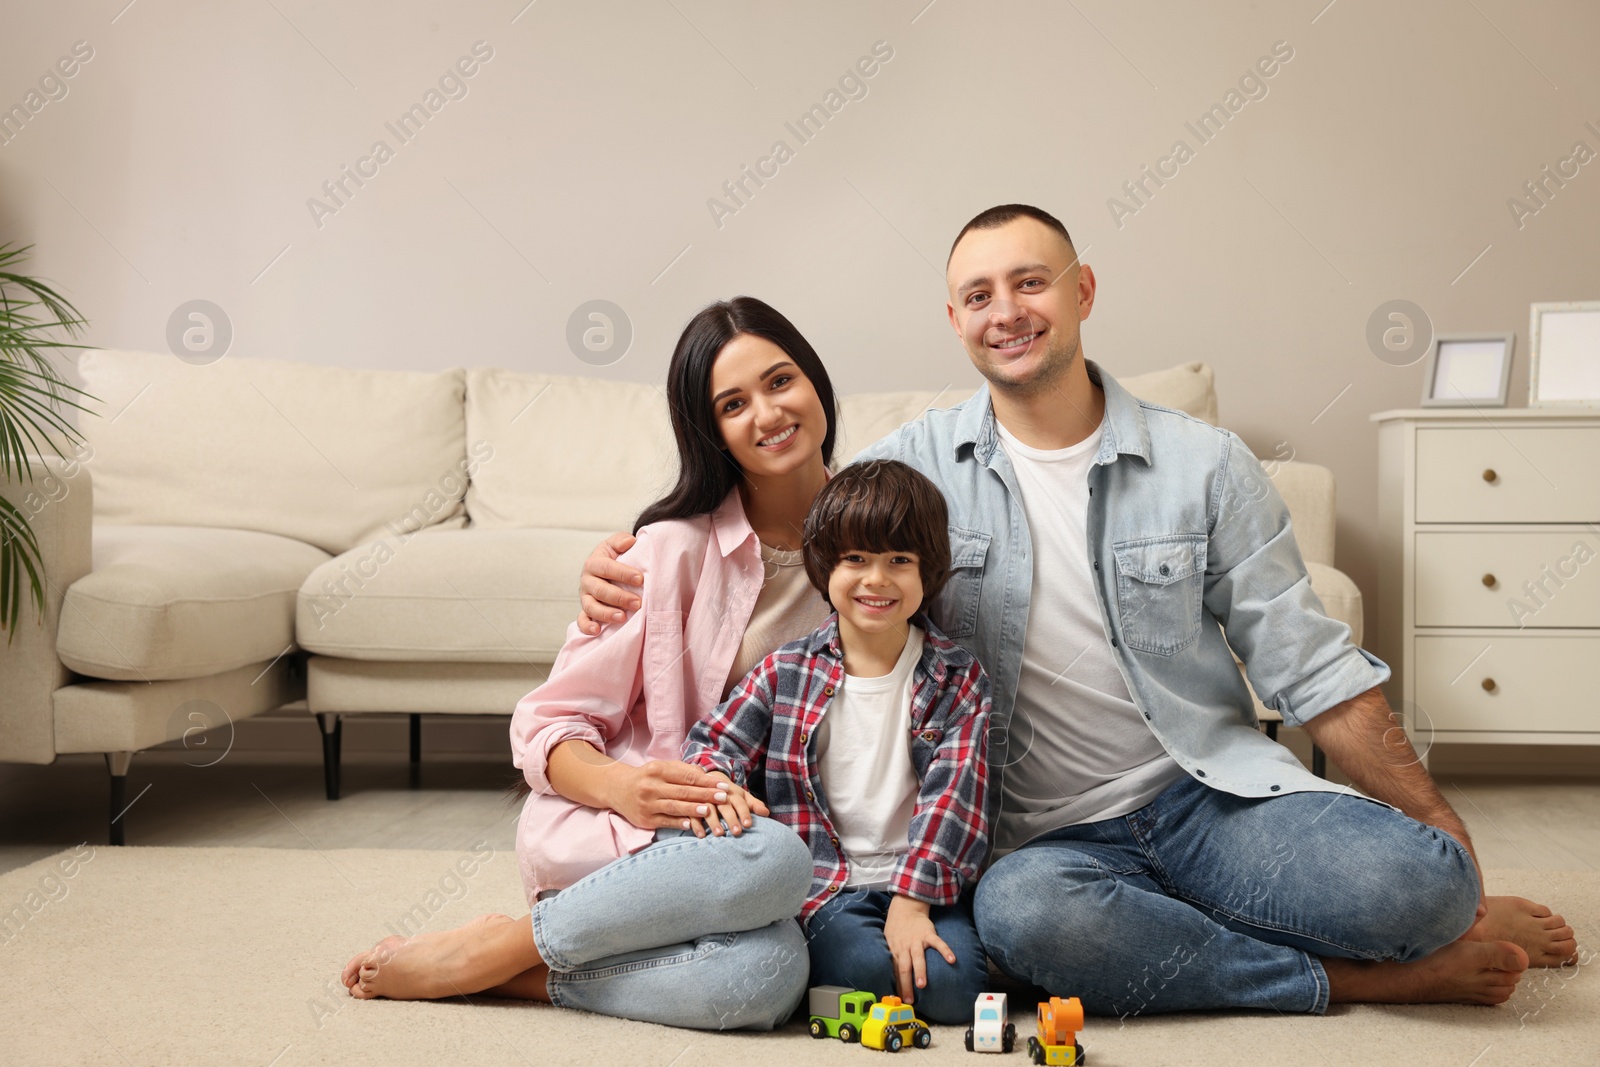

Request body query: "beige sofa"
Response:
[0, 352, 1361, 842]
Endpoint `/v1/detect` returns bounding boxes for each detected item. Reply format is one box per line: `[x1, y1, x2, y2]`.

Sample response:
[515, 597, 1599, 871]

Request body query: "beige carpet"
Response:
[1, 846, 1593, 1066]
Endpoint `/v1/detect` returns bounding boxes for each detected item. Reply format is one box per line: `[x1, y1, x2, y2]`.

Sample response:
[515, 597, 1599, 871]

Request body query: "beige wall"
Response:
[3, 0, 1599, 651]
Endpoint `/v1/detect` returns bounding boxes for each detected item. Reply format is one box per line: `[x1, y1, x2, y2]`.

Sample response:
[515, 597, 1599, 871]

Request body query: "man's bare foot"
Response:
[1463, 896, 1579, 967]
[341, 913, 536, 1001]
[1325, 939, 1528, 1005]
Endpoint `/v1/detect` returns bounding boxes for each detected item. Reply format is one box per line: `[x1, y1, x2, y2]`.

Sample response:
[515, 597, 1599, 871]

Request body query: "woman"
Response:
[341, 297, 842, 1030]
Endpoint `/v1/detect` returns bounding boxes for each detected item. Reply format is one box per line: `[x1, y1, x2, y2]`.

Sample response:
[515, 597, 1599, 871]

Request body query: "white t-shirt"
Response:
[994, 419, 1185, 852]
[814, 624, 925, 889]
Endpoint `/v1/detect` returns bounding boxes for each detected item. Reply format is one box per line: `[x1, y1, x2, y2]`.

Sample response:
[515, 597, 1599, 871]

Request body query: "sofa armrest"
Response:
[0, 452, 94, 763]
[1267, 459, 1336, 568]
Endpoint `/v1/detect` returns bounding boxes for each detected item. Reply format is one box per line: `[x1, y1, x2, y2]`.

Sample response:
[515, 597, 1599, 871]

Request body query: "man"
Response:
[579, 205, 1576, 1015]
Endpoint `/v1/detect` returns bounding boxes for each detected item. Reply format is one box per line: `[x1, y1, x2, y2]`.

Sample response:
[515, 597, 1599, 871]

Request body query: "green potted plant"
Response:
[0, 242, 96, 641]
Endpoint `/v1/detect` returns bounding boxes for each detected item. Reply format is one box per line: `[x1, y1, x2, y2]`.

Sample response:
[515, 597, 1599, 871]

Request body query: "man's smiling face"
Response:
[946, 216, 1095, 398]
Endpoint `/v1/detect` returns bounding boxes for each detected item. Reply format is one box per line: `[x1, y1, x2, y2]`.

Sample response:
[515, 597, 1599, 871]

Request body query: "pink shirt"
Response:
[511, 488, 765, 902]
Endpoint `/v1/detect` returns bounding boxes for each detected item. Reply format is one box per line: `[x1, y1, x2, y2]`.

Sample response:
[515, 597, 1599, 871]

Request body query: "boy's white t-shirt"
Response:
[814, 624, 925, 890]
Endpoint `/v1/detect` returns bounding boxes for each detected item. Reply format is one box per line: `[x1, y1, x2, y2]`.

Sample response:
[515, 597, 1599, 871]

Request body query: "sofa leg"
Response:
[1263, 720, 1279, 742]
[106, 751, 133, 846]
[317, 713, 343, 800]
[409, 713, 422, 788]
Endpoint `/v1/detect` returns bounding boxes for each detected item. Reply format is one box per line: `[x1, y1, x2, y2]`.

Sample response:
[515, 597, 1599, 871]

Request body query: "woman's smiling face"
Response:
[708, 332, 828, 479]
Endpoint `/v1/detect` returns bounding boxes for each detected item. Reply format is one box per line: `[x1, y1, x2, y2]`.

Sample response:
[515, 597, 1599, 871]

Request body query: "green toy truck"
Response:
[807, 985, 877, 1043]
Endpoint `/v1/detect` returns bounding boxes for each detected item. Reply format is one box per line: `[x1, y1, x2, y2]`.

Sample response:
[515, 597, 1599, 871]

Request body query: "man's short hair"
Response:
[948, 203, 1075, 265]
[802, 460, 951, 608]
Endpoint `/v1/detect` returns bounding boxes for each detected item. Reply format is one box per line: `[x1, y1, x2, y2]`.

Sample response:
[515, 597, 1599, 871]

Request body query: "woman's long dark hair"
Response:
[508, 296, 837, 804]
[632, 296, 838, 533]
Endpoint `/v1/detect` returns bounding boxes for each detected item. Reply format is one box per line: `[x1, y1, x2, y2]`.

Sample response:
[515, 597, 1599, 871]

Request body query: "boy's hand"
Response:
[680, 774, 771, 839]
[884, 894, 956, 1003]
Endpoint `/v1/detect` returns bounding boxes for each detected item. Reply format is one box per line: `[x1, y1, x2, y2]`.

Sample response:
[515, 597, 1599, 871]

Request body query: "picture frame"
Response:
[1529, 301, 1600, 408]
[1420, 332, 1515, 408]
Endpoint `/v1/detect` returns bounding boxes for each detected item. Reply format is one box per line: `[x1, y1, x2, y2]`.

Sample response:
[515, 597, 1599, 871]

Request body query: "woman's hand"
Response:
[884, 894, 956, 1004]
[578, 532, 642, 635]
[607, 760, 738, 831]
[680, 775, 771, 839]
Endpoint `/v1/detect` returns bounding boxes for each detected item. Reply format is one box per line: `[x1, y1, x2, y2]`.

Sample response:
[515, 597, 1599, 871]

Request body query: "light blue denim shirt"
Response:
[852, 361, 1390, 817]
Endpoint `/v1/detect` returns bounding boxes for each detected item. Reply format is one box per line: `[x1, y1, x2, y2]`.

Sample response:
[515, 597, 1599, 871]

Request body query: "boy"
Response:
[681, 459, 993, 1024]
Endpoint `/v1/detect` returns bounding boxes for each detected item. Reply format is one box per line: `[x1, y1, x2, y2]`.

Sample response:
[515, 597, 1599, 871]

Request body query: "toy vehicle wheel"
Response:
[964, 1028, 974, 1052]
[838, 1024, 858, 1044]
[809, 1019, 825, 1039]
[913, 1026, 932, 1049]
[1003, 1023, 1016, 1053]
[1074, 1042, 1086, 1065]
[887, 1031, 903, 1053]
[1028, 1036, 1043, 1064]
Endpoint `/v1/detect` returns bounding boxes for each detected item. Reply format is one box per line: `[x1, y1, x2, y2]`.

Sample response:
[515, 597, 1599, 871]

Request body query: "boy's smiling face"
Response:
[828, 548, 924, 637]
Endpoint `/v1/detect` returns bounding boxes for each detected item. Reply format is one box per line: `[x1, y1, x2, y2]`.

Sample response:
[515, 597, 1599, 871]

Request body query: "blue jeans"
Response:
[530, 815, 814, 1030]
[974, 774, 1480, 1017]
[805, 887, 988, 1024]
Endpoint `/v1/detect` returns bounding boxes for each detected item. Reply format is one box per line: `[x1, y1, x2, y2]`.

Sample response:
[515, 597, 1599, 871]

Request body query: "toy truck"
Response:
[1027, 996, 1085, 1065]
[965, 992, 1017, 1052]
[807, 985, 877, 1043]
[862, 995, 933, 1052]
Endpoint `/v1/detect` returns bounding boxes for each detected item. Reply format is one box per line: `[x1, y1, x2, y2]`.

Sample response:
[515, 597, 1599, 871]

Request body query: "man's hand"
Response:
[883, 895, 956, 1004]
[578, 532, 642, 635]
[1303, 686, 1486, 920]
[607, 760, 740, 831]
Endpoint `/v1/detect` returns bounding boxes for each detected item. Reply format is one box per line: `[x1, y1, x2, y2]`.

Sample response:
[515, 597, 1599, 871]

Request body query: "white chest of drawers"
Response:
[1374, 410, 1600, 749]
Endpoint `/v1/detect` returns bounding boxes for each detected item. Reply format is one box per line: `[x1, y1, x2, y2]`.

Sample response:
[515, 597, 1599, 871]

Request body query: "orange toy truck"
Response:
[1027, 996, 1085, 1065]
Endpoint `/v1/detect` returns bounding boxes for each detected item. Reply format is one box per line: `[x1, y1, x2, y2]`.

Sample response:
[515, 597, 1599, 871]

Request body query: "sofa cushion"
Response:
[835, 361, 1219, 462]
[296, 528, 598, 663]
[465, 368, 676, 531]
[77, 350, 469, 554]
[57, 526, 330, 682]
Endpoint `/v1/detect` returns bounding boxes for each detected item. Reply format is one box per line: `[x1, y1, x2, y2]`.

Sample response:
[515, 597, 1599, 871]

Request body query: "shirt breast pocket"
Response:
[931, 526, 990, 640]
[1112, 534, 1206, 656]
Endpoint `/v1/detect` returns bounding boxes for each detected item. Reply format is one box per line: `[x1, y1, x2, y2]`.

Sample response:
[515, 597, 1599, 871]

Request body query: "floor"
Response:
[1, 751, 1596, 879]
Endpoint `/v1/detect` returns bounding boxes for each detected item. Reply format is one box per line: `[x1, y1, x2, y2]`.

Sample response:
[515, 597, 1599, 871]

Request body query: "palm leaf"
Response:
[0, 242, 99, 637]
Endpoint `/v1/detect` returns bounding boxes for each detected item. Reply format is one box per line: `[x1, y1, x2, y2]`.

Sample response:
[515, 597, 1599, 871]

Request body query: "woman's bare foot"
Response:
[1463, 896, 1579, 967]
[484, 963, 553, 1002]
[341, 913, 538, 1001]
[1325, 939, 1528, 1005]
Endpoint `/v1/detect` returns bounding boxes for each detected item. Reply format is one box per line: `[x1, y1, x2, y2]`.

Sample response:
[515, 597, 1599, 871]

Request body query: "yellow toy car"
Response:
[860, 995, 933, 1052]
[1027, 996, 1085, 1065]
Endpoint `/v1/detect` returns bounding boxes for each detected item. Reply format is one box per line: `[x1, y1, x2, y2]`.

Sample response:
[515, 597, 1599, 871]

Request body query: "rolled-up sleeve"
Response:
[510, 540, 653, 794]
[1203, 433, 1389, 728]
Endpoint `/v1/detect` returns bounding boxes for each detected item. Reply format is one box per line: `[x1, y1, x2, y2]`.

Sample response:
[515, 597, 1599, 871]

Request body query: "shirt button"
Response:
[1159, 563, 1170, 576]
[828, 883, 840, 893]
[1111, 636, 1119, 648]
[799, 732, 808, 743]
[806, 789, 815, 800]
[1196, 769, 1207, 778]
[830, 836, 839, 846]
[1093, 561, 1100, 571]
[823, 686, 835, 697]
[1143, 712, 1151, 720]
[1270, 785, 1281, 792]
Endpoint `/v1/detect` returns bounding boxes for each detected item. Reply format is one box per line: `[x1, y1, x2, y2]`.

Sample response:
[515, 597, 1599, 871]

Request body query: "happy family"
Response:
[342, 204, 1577, 1029]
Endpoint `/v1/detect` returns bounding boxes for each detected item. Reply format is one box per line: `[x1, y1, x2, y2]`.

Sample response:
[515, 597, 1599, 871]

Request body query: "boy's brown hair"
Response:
[802, 459, 951, 608]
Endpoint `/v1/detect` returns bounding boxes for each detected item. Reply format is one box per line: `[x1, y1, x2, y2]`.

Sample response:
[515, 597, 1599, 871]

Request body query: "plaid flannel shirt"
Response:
[681, 611, 991, 923]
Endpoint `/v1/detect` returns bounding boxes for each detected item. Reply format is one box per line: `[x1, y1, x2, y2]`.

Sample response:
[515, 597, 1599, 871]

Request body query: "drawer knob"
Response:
[1482, 573, 1497, 588]
[1481, 677, 1497, 693]
[1482, 468, 1498, 484]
